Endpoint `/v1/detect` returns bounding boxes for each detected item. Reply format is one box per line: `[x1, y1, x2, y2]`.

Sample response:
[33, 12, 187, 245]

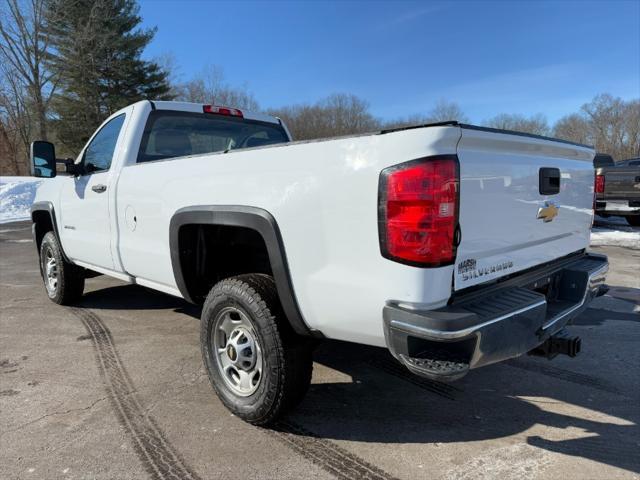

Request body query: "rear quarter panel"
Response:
[116, 126, 461, 346]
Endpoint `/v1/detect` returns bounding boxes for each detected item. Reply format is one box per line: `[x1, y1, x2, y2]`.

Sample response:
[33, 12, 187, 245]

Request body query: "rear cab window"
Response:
[593, 154, 615, 168]
[137, 110, 289, 163]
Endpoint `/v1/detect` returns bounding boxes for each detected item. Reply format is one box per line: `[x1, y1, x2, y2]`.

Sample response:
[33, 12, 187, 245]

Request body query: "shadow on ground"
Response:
[80, 283, 202, 319]
[296, 340, 640, 474]
[77, 280, 640, 475]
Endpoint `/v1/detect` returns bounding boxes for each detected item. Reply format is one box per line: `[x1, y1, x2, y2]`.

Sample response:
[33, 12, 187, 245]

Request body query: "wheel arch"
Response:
[169, 205, 321, 338]
[31, 201, 71, 263]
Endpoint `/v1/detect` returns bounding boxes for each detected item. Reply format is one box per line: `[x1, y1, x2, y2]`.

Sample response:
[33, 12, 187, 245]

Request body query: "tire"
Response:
[39, 231, 85, 305]
[625, 216, 640, 227]
[201, 274, 313, 425]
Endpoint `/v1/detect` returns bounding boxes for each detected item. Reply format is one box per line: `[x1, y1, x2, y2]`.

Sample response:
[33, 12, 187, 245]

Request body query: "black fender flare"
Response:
[31, 201, 72, 263]
[169, 205, 321, 338]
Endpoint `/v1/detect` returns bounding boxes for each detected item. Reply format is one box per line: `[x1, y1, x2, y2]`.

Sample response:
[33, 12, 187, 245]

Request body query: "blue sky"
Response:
[139, 0, 640, 124]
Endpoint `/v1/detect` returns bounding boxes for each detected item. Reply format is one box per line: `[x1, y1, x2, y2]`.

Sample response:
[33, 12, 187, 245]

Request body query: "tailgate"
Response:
[454, 127, 595, 290]
[603, 166, 640, 200]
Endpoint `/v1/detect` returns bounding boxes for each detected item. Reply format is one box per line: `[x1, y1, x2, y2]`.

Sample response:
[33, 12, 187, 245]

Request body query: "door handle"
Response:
[92, 184, 107, 193]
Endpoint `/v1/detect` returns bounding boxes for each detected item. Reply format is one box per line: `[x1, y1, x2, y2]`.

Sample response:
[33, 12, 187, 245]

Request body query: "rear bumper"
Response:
[383, 253, 608, 381]
[595, 199, 640, 215]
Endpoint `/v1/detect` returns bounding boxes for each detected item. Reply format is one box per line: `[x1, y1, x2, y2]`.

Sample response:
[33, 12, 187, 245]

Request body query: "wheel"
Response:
[200, 274, 313, 425]
[39, 231, 85, 305]
[625, 216, 640, 227]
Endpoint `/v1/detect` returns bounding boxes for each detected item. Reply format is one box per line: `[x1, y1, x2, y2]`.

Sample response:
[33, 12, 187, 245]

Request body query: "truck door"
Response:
[59, 114, 127, 270]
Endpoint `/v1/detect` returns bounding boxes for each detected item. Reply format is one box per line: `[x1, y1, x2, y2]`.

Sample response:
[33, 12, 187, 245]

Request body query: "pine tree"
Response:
[45, 0, 171, 154]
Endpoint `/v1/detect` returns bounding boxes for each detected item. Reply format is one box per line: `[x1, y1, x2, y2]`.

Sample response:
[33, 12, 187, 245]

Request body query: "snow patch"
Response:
[0, 176, 42, 224]
[592, 215, 640, 249]
[591, 230, 640, 249]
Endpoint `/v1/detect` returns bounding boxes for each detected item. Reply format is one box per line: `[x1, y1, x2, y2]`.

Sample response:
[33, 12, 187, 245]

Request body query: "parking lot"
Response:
[1, 221, 638, 480]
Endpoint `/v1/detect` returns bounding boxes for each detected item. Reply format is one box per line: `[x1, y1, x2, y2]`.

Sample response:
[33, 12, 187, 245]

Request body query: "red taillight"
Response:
[203, 105, 243, 117]
[595, 174, 605, 194]
[378, 155, 459, 267]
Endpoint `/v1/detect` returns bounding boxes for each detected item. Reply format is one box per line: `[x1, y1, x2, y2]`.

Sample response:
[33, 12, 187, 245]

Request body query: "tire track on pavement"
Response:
[69, 307, 202, 480]
[271, 420, 400, 480]
[72, 307, 399, 480]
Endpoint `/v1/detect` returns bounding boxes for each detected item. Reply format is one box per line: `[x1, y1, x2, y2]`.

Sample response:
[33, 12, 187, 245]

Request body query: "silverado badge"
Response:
[458, 258, 514, 281]
[537, 201, 559, 222]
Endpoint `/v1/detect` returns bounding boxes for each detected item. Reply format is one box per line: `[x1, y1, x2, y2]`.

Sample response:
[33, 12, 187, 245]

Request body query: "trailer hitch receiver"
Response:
[529, 329, 581, 359]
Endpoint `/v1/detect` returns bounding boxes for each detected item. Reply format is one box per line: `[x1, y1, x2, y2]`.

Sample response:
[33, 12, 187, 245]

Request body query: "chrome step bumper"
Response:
[383, 253, 608, 381]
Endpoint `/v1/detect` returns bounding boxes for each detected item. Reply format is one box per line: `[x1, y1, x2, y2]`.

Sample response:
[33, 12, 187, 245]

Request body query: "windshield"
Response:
[137, 110, 289, 163]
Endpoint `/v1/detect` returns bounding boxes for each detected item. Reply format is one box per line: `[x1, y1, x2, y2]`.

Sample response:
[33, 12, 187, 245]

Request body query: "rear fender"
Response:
[169, 205, 320, 338]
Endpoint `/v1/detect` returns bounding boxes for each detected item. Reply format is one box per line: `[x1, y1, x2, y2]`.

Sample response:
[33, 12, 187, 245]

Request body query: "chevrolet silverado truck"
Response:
[595, 155, 640, 226]
[29, 100, 608, 425]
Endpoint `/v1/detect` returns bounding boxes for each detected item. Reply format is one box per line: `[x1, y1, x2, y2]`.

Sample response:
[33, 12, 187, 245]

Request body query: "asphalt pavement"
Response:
[1, 221, 638, 480]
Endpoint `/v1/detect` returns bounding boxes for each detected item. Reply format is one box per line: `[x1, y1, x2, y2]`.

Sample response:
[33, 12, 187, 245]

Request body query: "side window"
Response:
[83, 114, 126, 173]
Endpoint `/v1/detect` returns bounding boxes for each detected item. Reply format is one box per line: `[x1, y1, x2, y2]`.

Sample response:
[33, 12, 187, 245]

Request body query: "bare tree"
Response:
[552, 94, 640, 159]
[553, 113, 592, 146]
[319, 93, 379, 134]
[155, 51, 184, 99]
[384, 100, 468, 129]
[0, 65, 33, 175]
[623, 99, 640, 158]
[382, 113, 433, 129]
[173, 64, 259, 111]
[428, 99, 469, 123]
[269, 104, 325, 140]
[580, 94, 639, 159]
[484, 113, 550, 136]
[269, 93, 379, 140]
[582, 94, 625, 155]
[0, 119, 20, 175]
[0, 0, 55, 141]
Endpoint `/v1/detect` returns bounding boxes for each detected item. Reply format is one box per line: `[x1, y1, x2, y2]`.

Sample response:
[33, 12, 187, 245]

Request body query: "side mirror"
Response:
[30, 141, 56, 178]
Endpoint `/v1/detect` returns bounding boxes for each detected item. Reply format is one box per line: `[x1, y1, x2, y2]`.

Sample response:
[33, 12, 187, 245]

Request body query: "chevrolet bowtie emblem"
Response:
[537, 202, 559, 222]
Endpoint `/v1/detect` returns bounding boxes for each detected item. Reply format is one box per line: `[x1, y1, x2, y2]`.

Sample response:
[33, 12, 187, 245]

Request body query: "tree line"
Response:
[1, 0, 638, 176]
[269, 93, 639, 165]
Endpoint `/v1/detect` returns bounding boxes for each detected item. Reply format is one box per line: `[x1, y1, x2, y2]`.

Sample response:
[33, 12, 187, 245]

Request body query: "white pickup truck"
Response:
[30, 100, 608, 425]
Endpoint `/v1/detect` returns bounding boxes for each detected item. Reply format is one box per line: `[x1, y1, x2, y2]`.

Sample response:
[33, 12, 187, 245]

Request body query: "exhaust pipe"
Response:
[529, 329, 581, 360]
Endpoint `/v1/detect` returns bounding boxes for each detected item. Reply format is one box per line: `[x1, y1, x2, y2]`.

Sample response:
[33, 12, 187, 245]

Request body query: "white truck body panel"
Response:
[114, 107, 461, 347]
[455, 129, 594, 290]
[33, 100, 598, 349]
